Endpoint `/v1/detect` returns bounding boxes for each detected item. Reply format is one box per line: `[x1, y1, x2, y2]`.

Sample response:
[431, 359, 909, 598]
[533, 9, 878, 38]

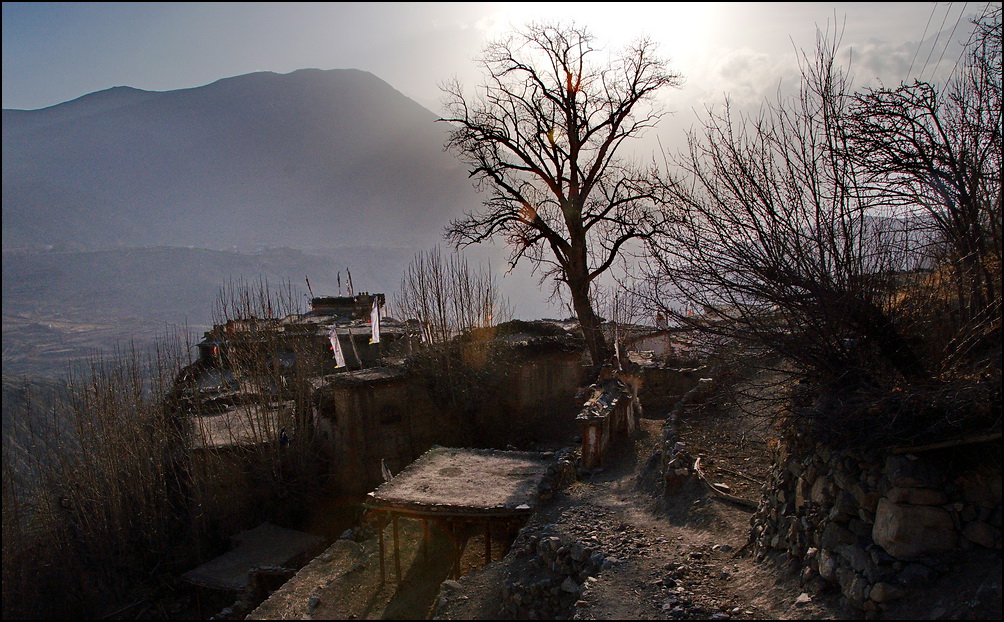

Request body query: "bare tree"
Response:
[395, 246, 512, 344]
[846, 5, 1002, 365]
[440, 22, 682, 366]
[640, 32, 929, 391]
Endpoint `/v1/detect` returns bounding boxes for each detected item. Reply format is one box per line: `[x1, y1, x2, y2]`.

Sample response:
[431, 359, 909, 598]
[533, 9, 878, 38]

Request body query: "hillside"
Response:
[1, 68, 557, 378]
[0, 244, 427, 378]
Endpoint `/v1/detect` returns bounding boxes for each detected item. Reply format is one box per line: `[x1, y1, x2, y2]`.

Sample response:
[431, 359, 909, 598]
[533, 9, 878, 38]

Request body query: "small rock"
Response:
[441, 580, 463, 592]
[794, 592, 812, 606]
[561, 576, 581, 593]
[307, 596, 320, 612]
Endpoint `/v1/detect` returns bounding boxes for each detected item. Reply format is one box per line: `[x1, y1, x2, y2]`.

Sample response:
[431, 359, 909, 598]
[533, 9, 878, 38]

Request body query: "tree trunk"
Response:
[568, 277, 610, 368]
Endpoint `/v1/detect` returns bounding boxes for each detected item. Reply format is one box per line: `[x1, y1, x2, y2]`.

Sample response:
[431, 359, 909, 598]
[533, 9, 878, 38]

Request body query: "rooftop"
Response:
[181, 522, 323, 591]
[365, 446, 554, 517]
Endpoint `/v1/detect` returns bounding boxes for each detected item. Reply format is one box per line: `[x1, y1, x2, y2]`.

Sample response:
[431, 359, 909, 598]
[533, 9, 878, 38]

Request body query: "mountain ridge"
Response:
[2, 68, 474, 250]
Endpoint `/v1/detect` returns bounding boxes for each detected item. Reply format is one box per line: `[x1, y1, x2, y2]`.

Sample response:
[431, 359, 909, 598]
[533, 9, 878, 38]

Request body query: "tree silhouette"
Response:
[440, 22, 682, 366]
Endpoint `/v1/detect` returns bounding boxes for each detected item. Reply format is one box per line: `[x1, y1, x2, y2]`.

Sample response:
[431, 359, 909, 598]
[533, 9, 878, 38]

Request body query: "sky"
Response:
[3, 3, 988, 133]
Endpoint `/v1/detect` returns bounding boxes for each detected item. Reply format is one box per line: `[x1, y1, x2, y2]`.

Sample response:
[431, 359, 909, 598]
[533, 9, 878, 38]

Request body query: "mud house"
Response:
[175, 303, 588, 510]
[194, 293, 411, 375]
[312, 321, 586, 495]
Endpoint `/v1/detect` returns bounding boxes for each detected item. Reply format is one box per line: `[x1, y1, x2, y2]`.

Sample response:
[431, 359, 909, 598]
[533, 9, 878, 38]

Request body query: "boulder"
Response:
[885, 487, 948, 506]
[962, 520, 1001, 549]
[872, 498, 957, 558]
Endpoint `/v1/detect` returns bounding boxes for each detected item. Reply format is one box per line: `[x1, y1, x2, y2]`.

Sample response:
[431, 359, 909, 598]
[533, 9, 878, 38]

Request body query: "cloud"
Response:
[688, 46, 799, 109]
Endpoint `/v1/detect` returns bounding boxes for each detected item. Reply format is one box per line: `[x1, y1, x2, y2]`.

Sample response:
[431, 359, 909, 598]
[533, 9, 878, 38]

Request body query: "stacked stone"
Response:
[500, 528, 609, 619]
[656, 376, 715, 492]
[751, 445, 1002, 613]
[538, 448, 579, 502]
[639, 365, 707, 410]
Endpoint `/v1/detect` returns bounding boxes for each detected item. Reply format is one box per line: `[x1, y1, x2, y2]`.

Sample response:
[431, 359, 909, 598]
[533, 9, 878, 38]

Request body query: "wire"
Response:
[907, 2, 939, 80]
[932, 2, 969, 83]
[947, 1, 993, 83]
[918, 2, 954, 82]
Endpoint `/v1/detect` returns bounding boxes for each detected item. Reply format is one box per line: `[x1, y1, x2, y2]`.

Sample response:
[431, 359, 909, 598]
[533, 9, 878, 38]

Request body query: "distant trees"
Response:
[440, 22, 682, 366]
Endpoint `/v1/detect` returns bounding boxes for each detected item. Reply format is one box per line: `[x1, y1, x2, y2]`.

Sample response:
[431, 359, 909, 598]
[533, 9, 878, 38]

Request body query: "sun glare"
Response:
[490, 2, 718, 63]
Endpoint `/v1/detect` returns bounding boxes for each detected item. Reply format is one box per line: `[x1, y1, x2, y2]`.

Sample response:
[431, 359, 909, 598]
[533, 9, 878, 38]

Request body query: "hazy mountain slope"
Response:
[0, 245, 426, 378]
[2, 68, 475, 250]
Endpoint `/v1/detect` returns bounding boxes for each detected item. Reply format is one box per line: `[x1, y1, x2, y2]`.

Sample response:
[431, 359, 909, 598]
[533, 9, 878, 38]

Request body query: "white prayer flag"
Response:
[370, 298, 381, 344]
[329, 325, 346, 368]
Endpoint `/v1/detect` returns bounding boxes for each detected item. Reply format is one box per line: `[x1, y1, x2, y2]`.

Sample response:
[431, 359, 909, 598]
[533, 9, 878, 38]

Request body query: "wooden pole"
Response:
[484, 520, 492, 564]
[378, 512, 386, 584]
[392, 514, 402, 583]
[449, 521, 461, 579]
[422, 518, 430, 559]
[453, 522, 468, 579]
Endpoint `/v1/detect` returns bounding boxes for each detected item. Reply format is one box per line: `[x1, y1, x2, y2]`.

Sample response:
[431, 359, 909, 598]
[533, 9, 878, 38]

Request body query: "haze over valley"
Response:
[2, 69, 551, 377]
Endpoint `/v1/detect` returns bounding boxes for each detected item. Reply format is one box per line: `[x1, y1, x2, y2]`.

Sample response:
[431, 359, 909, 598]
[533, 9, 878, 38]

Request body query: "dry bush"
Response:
[2, 279, 327, 618]
[2, 334, 191, 618]
[641, 16, 1001, 448]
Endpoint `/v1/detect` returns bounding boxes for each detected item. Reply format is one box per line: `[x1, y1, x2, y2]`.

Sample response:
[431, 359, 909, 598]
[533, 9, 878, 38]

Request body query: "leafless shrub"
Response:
[2, 279, 326, 618]
[395, 246, 512, 344]
[640, 22, 1001, 446]
[2, 333, 191, 618]
[845, 6, 1002, 375]
[643, 32, 925, 383]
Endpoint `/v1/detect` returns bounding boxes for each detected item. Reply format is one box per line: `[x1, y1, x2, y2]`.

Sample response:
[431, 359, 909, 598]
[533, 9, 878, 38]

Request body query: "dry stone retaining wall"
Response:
[751, 443, 1002, 613]
[498, 526, 611, 619]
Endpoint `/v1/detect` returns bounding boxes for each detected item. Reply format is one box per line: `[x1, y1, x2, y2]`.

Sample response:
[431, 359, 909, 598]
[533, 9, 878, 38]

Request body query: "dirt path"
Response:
[435, 402, 856, 620]
[252, 385, 858, 620]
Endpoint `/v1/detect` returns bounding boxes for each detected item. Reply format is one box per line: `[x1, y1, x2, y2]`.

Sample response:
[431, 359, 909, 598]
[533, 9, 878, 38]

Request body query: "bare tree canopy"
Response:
[846, 5, 1002, 332]
[440, 22, 682, 365]
[396, 246, 513, 345]
[641, 32, 929, 386]
[641, 14, 1001, 446]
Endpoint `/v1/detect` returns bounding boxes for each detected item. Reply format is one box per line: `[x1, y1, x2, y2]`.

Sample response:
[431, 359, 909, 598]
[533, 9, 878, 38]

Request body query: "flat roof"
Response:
[365, 446, 553, 517]
[189, 401, 293, 449]
[181, 522, 323, 591]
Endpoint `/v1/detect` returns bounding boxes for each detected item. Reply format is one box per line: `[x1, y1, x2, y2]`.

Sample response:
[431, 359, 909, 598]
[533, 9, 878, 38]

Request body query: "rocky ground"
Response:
[432, 381, 1001, 621]
[433, 391, 857, 621]
[241, 371, 1000, 621]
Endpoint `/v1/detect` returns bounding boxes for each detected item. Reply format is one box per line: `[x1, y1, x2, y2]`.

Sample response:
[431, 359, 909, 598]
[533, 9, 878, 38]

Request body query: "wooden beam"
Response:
[392, 514, 402, 583]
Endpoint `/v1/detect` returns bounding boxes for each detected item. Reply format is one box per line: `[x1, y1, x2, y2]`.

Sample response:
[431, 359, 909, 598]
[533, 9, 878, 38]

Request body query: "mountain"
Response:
[2, 68, 475, 250]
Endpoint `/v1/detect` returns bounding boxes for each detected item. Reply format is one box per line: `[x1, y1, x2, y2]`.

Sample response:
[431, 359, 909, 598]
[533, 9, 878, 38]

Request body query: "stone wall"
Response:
[751, 442, 1002, 613]
[638, 366, 708, 412]
[498, 526, 611, 619]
